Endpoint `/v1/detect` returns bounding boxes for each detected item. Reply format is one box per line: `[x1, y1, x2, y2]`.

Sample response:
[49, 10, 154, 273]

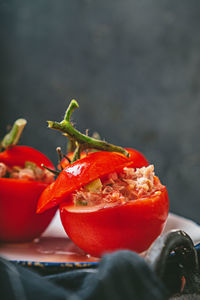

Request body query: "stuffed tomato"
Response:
[37, 151, 169, 257]
[0, 119, 57, 242]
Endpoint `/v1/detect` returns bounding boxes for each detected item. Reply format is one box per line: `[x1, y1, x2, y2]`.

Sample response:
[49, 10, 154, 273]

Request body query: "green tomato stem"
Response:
[47, 99, 129, 159]
[67, 138, 77, 153]
[41, 164, 59, 175]
[1, 119, 27, 150]
[64, 99, 79, 122]
[72, 143, 81, 163]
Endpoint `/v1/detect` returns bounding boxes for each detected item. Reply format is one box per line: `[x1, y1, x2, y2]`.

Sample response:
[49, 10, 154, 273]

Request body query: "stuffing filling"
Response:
[0, 161, 54, 183]
[73, 165, 161, 207]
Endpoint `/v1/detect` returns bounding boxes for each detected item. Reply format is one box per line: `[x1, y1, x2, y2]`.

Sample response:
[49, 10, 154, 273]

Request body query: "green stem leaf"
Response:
[1, 119, 27, 150]
[48, 100, 129, 160]
[72, 143, 82, 162]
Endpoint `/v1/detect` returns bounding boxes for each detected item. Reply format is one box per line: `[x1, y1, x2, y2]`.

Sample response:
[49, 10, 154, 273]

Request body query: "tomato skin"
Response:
[60, 152, 87, 169]
[0, 145, 56, 242]
[0, 179, 56, 242]
[60, 184, 169, 257]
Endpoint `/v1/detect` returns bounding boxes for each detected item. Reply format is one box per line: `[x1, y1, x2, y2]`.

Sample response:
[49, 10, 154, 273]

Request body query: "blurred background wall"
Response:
[0, 0, 200, 222]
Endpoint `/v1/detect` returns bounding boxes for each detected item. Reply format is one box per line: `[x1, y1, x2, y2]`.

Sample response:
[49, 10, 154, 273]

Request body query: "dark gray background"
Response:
[0, 1, 200, 222]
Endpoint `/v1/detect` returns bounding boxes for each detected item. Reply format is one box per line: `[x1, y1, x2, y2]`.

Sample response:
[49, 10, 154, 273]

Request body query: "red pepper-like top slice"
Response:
[37, 151, 136, 213]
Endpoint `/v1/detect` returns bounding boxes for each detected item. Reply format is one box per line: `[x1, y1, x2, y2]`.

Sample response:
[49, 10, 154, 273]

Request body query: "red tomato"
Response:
[0, 145, 57, 242]
[37, 150, 168, 257]
[60, 181, 169, 256]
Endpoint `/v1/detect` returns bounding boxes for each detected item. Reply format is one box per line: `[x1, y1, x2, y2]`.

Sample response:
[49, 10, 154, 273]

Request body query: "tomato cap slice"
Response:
[37, 151, 133, 213]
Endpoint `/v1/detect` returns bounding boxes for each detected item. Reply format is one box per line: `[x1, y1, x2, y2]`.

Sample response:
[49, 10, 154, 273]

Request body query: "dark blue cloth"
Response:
[0, 250, 169, 300]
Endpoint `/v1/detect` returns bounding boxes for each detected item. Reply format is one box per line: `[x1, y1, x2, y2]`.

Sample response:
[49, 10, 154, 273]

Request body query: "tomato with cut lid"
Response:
[37, 99, 169, 257]
[0, 119, 57, 242]
[37, 151, 168, 257]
